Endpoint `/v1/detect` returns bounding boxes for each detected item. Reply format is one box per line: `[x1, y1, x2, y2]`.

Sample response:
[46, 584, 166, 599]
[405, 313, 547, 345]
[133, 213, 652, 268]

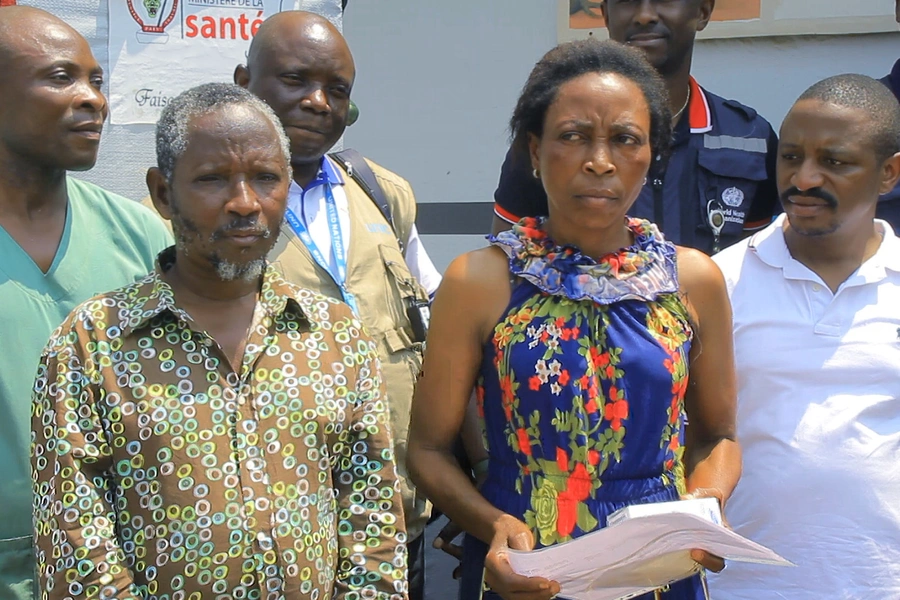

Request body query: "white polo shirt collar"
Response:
[748, 213, 900, 288]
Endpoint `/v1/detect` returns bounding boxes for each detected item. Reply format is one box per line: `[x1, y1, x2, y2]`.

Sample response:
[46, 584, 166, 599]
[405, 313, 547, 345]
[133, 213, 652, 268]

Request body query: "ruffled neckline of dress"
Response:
[490, 217, 679, 305]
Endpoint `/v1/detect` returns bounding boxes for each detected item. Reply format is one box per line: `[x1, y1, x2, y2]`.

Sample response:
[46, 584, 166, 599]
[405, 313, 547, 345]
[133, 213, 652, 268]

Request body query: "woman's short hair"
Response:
[510, 39, 671, 160]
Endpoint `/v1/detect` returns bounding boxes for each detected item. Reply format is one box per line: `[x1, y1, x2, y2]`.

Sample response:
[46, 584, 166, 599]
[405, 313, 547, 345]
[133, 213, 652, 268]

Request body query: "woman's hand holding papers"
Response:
[682, 488, 728, 573]
[484, 514, 561, 600]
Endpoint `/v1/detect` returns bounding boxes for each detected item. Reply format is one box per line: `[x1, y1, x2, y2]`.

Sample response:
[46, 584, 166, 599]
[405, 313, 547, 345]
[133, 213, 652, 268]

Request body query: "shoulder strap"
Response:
[329, 148, 404, 253]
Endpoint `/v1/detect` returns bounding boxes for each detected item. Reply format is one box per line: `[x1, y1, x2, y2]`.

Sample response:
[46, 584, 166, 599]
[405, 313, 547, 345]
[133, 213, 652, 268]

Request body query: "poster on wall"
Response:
[108, 1, 323, 124]
[560, 0, 897, 42]
[568, 0, 761, 31]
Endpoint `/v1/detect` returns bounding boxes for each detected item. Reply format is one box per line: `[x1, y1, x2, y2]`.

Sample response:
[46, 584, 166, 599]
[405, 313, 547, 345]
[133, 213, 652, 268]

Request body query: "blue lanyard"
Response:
[285, 181, 359, 315]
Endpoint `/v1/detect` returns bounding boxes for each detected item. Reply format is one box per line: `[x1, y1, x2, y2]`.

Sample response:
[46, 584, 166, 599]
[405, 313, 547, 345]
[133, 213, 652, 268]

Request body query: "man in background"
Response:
[0, 7, 170, 598]
[882, 0, 900, 104]
[235, 12, 439, 598]
[875, 0, 900, 226]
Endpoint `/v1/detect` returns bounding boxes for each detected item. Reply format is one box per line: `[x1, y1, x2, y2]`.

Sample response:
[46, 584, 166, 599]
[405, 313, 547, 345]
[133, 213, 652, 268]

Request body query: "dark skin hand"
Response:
[436, 496, 729, 574]
[435, 433, 728, 576]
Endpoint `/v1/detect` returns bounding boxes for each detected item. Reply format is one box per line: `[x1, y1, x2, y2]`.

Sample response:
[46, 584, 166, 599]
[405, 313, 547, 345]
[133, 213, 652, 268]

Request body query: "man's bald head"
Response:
[0, 6, 107, 173]
[794, 74, 900, 163]
[235, 11, 355, 185]
[246, 11, 353, 76]
[0, 6, 87, 62]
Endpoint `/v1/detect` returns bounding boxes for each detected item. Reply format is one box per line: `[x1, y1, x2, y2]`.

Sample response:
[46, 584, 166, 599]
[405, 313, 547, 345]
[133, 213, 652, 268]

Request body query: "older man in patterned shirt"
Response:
[30, 83, 407, 600]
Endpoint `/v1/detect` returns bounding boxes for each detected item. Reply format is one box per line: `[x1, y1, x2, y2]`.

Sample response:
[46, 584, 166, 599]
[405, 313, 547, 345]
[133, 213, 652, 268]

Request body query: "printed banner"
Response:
[568, 0, 761, 30]
[109, 0, 309, 124]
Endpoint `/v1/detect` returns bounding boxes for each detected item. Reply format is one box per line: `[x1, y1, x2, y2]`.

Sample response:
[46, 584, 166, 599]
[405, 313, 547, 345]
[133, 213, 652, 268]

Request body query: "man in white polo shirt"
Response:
[710, 74, 900, 599]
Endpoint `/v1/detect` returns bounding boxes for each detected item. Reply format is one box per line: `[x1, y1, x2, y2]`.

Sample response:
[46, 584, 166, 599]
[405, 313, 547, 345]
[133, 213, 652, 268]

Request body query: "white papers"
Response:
[607, 497, 722, 527]
[507, 511, 792, 600]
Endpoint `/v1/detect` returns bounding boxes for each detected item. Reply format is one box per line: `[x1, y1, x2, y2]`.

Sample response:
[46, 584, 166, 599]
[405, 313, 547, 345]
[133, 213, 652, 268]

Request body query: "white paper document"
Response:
[607, 497, 723, 528]
[507, 510, 792, 600]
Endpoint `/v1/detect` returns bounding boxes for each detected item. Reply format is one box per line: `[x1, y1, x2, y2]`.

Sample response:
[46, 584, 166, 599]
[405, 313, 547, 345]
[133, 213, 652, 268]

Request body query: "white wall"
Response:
[692, 32, 899, 130]
[343, 1, 899, 272]
[343, 1, 558, 270]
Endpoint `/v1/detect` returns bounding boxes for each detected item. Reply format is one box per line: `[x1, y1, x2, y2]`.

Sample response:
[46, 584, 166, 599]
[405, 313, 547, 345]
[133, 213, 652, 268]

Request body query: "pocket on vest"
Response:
[696, 148, 768, 239]
[378, 244, 428, 353]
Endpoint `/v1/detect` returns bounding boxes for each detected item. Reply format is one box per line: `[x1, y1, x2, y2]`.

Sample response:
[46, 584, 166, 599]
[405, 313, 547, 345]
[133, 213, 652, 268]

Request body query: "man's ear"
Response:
[234, 64, 250, 88]
[696, 0, 715, 32]
[147, 167, 175, 221]
[879, 151, 900, 195]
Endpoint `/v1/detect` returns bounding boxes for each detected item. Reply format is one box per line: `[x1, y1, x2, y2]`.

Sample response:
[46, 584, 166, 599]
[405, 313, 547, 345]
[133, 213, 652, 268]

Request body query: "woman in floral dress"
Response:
[408, 39, 740, 600]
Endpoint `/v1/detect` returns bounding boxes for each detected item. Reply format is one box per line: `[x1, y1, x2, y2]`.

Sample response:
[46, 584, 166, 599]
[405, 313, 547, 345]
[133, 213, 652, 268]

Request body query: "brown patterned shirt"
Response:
[31, 250, 408, 600]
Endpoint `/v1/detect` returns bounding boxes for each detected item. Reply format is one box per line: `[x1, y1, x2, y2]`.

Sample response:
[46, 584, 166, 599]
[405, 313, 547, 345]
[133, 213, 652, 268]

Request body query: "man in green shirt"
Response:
[0, 7, 171, 599]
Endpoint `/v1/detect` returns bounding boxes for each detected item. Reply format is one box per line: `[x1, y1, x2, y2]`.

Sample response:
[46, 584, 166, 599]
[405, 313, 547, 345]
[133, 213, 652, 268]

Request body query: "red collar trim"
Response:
[688, 77, 712, 133]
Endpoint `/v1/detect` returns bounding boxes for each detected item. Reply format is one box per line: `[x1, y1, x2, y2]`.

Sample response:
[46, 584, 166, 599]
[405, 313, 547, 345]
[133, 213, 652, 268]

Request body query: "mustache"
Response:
[211, 217, 271, 240]
[780, 186, 839, 209]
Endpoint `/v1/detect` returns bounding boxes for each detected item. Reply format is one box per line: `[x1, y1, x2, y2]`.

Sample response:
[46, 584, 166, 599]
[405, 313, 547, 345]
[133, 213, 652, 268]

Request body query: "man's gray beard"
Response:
[173, 227, 273, 282]
[214, 258, 267, 282]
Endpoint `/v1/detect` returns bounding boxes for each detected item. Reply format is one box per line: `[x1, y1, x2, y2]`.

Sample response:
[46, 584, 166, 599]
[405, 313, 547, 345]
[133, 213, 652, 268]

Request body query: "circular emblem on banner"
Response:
[127, 0, 179, 43]
[721, 186, 744, 208]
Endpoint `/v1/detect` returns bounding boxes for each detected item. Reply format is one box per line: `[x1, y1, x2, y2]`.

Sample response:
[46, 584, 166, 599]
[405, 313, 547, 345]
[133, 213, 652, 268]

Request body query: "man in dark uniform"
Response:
[492, 0, 780, 255]
[876, 0, 900, 227]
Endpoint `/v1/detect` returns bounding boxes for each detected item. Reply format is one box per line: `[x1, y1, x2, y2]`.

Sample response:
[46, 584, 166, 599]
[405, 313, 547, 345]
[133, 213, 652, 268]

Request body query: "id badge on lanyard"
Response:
[706, 199, 726, 254]
[284, 182, 360, 315]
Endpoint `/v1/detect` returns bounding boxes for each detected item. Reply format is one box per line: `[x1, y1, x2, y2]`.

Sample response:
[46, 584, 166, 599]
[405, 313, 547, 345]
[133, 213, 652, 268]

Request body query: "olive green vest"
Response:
[269, 158, 431, 539]
[141, 157, 432, 539]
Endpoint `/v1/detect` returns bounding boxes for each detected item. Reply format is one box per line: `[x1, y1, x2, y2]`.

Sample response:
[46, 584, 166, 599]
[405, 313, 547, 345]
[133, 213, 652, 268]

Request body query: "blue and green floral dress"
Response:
[461, 217, 707, 600]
